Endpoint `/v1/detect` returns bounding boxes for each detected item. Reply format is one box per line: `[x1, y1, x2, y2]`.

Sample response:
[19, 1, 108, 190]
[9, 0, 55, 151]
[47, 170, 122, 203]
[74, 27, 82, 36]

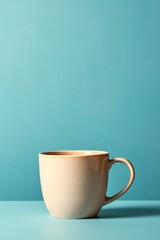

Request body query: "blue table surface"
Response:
[0, 201, 160, 240]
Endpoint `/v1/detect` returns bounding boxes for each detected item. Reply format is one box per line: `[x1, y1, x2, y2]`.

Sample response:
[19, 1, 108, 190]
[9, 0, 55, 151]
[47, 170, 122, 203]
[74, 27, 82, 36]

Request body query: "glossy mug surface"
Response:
[39, 150, 135, 218]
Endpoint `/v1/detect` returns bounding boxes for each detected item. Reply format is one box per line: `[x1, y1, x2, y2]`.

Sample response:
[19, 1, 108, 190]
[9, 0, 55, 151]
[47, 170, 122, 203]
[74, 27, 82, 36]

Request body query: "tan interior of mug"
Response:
[40, 150, 108, 157]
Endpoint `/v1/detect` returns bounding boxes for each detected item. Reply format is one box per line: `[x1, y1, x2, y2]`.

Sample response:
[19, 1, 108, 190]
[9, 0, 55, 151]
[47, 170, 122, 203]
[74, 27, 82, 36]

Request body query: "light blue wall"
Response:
[0, 0, 160, 200]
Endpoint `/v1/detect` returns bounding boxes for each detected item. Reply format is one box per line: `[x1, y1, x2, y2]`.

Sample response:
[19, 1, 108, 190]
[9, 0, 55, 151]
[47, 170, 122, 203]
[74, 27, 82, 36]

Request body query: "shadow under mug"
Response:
[39, 150, 135, 219]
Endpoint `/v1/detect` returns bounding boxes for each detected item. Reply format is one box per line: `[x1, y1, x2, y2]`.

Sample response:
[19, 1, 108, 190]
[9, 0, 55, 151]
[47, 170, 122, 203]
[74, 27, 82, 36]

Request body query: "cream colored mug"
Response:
[39, 150, 135, 219]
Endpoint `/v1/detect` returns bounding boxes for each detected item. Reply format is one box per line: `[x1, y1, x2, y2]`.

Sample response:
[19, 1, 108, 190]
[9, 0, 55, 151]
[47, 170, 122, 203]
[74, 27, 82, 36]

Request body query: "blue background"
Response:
[0, 0, 160, 200]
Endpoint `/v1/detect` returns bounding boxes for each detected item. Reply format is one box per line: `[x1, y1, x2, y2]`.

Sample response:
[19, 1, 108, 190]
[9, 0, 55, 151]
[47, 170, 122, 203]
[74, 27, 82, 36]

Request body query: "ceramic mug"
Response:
[39, 150, 135, 218]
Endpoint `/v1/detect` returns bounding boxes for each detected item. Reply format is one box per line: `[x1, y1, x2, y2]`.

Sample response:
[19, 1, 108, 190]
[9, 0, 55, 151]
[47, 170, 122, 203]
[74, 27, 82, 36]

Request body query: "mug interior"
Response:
[39, 150, 108, 157]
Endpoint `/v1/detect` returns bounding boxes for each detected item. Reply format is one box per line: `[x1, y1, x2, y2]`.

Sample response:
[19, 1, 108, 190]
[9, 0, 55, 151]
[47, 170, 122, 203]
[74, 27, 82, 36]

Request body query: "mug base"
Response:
[49, 212, 98, 219]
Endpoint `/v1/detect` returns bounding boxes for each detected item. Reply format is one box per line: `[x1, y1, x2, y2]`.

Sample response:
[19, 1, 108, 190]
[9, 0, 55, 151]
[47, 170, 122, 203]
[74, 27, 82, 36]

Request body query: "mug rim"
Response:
[39, 150, 109, 157]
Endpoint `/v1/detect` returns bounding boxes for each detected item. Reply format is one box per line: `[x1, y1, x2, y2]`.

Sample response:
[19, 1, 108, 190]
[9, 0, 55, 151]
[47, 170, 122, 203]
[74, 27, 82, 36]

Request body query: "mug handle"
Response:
[104, 157, 135, 205]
